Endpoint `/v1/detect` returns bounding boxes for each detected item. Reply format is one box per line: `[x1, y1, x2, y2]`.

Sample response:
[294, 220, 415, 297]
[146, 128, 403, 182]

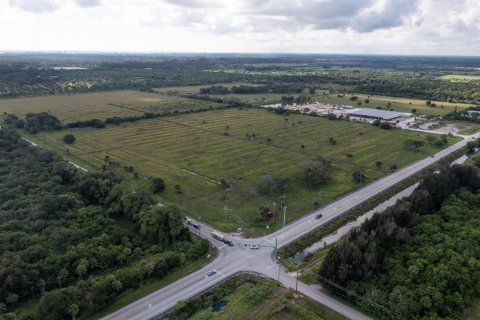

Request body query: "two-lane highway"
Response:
[268, 132, 479, 248]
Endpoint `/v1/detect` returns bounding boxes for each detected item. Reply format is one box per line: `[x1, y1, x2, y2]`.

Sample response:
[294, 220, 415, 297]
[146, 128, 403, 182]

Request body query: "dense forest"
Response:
[319, 164, 480, 319]
[0, 128, 209, 319]
[0, 54, 479, 105]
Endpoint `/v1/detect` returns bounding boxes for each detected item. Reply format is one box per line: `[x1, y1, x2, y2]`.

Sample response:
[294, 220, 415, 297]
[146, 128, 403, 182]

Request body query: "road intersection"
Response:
[103, 133, 479, 320]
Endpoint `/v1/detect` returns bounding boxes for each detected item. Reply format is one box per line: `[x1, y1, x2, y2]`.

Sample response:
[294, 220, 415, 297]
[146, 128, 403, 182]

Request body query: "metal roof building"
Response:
[347, 108, 408, 120]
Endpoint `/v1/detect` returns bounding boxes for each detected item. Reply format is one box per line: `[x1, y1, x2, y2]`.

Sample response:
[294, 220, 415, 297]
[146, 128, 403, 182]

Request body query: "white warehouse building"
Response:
[346, 108, 411, 122]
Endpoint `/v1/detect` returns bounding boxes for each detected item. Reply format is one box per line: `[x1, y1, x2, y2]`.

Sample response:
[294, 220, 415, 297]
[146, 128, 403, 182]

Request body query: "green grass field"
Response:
[154, 83, 259, 95]
[27, 108, 457, 236]
[189, 280, 346, 320]
[155, 83, 299, 105]
[0, 90, 223, 122]
[315, 93, 473, 116]
[440, 74, 480, 82]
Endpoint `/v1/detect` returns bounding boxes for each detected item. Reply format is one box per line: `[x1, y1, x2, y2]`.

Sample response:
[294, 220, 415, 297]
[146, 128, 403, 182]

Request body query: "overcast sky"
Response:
[1, 0, 479, 55]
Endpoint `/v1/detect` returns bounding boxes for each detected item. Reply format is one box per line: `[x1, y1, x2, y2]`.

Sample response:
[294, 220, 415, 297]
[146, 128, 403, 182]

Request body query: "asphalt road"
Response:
[269, 133, 480, 249]
[103, 133, 479, 320]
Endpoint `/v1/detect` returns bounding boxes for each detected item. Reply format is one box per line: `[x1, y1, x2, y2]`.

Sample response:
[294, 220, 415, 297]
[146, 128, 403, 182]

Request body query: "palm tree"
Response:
[67, 304, 79, 320]
[352, 170, 366, 183]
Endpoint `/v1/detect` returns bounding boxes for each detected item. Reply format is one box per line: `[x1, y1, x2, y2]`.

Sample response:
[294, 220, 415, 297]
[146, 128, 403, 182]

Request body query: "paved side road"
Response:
[103, 229, 371, 320]
[103, 133, 479, 320]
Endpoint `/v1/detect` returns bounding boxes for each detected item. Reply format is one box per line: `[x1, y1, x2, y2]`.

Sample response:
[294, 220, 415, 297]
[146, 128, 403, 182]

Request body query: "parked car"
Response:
[207, 270, 217, 277]
[315, 213, 323, 219]
[249, 244, 260, 249]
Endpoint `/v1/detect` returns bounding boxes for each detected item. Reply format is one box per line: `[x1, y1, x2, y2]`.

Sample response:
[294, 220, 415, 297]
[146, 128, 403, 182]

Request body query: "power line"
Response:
[317, 274, 404, 320]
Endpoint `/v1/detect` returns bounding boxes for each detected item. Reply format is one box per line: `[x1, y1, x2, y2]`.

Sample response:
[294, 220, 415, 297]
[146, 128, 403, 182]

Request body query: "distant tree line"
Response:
[4, 112, 62, 133]
[0, 59, 248, 98]
[182, 93, 249, 107]
[1, 56, 479, 105]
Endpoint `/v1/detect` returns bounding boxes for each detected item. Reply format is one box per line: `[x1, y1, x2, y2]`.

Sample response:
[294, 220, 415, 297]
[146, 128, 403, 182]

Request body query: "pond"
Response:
[212, 300, 229, 312]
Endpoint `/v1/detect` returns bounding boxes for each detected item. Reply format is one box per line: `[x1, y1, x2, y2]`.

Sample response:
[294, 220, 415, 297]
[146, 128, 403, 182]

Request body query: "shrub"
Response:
[149, 176, 166, 194]
[63, 134, 76, 144]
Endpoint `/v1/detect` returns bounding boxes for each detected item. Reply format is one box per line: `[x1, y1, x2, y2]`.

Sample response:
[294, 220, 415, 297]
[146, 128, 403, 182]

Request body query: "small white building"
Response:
[261, 103, 283, 109]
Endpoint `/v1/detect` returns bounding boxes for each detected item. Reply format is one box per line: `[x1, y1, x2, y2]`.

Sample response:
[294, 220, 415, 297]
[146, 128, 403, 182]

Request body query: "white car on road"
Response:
[207, 270, 217, 277]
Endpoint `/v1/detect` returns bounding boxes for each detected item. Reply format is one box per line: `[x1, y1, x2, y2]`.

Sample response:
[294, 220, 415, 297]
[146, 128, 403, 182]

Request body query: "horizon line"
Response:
[0, 50, 479, 58]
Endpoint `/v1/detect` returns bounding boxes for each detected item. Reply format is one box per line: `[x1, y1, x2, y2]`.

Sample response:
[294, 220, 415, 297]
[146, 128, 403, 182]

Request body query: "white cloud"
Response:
[351, 0, 418, 32]
[74, 0, 101, 8]
[8, 0, 59, 13]
[0, 0, 478, 55]
[7, 0, 101, 13]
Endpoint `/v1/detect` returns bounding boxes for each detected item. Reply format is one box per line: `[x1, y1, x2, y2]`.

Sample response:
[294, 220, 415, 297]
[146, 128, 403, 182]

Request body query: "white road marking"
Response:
[239, 251, 253, 258]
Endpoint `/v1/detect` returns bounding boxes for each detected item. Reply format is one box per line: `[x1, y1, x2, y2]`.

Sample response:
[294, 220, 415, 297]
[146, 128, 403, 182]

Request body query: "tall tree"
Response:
[301, 160, 331, 187]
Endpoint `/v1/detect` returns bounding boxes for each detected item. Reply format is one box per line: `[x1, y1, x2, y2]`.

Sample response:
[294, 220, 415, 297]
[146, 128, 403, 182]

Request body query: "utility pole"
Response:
[272, 201, 276, 222]
[275, 238, 278, 261]
[283, 206, 287, 227]
[276, 237, 280, 282]
[295, 268, 299, 293]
